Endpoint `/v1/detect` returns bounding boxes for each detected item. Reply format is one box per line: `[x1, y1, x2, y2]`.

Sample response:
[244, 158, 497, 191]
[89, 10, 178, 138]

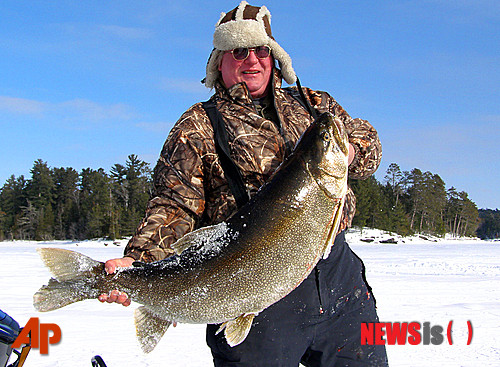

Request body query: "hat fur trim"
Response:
[214, 19, 269, 51]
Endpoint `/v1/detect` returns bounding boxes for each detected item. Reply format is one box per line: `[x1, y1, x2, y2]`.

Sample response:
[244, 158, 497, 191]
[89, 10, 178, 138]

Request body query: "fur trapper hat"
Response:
[204, 1, 296, 88]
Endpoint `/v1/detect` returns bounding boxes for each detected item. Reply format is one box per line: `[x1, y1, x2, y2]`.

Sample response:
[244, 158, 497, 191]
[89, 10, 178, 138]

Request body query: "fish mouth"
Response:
[318, 166, 346, 179]
[305, 162, 346, 201]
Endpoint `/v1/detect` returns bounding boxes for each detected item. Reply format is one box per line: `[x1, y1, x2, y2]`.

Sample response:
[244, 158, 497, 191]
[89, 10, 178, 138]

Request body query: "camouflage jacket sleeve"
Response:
[307, 88, 382, 180]
[124, 107, 209, 262]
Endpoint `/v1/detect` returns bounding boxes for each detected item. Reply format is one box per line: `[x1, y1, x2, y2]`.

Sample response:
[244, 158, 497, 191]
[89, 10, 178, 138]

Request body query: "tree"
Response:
[406, 169, 446, 236]
[446, 188, 479, 237]
[425, 173, 447, 235]
[0, 175, 26, 240]
[380, 182, 411, 236]
[17, 201, 40, 240]
[384, 163, 404, 208]
[53, 167, 80, 239]
[350, 176, 385, 229]
[24, 160, 56, 240]
[80, 168, 112, 239]
[459, 193, 479, 237]
[110, 155, 151, 237]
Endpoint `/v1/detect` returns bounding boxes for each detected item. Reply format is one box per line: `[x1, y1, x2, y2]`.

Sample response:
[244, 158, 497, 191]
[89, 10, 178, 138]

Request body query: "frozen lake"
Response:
[1, 228, 499, 366]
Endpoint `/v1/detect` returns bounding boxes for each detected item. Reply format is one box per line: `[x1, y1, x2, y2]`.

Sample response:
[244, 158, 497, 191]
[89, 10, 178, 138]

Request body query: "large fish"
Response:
[33, 112, 349, 353]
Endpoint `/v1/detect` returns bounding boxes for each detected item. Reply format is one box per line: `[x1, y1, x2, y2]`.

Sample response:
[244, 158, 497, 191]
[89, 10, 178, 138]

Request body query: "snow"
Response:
[1, 228, 499, 366]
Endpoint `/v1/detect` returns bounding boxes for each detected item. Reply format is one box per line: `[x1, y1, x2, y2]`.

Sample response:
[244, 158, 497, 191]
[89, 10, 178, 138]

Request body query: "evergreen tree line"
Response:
[0, 155, 151, 241]
[350, 163, 487, 238]
[476, 209, 500, 240]
[0, 159, 497, 241]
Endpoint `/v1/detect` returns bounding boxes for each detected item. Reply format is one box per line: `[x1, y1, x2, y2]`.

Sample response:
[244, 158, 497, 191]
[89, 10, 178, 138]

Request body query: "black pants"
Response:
[206, 232, 388, 367]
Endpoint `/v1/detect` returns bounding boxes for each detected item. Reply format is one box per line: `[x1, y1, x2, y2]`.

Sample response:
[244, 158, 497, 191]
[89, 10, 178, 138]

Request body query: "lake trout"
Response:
[33, 111, 349, 352]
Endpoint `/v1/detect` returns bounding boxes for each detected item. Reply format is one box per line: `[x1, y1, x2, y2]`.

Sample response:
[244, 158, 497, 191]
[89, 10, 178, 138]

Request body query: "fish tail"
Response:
[33, 248, 104, 312]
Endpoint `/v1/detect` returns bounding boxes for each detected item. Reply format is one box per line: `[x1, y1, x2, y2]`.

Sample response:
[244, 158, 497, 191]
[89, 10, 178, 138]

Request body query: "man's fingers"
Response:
[104, 259, 118, 274]
[116, 292, 129, 304]
[98, 290, 130, 307]
[98, 294, 107, 303]
[104, 257, 134, 274]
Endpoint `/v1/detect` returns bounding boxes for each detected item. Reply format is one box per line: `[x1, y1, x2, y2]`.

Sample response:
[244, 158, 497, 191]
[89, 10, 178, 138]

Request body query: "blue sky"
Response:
[1, 0, 499, 209]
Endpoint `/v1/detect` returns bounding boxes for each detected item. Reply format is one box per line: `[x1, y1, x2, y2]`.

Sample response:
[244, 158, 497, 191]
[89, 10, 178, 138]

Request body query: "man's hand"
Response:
[348, 143, 355, 166]
[98, 257, 135, 307]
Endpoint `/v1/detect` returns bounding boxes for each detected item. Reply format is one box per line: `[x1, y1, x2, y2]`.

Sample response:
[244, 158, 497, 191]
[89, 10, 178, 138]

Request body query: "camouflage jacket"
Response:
[124, 70, 382, 262]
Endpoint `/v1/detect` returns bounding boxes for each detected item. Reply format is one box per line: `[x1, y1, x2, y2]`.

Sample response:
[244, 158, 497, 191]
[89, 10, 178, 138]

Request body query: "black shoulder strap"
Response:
[284, 77, 319, 120]
[202, 100, 250, 209]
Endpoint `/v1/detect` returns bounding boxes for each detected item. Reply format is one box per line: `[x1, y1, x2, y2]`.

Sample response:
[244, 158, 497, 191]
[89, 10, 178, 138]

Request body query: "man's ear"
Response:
[218, 54, 224, 72]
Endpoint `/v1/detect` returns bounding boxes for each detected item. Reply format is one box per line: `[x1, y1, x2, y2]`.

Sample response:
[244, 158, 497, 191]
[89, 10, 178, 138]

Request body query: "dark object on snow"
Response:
[380, 238, 398, 244]
[360, 238, 375, 243]
[419, 235, 437, 242]
[91, 355, 107, 367]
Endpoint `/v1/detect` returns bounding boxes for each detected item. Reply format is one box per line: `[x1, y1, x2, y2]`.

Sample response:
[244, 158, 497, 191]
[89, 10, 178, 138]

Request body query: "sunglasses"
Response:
[229, 45, 272, 61]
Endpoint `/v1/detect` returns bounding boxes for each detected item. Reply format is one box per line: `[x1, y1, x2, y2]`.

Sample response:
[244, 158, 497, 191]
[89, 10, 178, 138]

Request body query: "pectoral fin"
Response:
[322, 197, 345, 259]
[171, 224, 225, 255]
[216, 313, 256, 347]
[134, 306, 172, 353]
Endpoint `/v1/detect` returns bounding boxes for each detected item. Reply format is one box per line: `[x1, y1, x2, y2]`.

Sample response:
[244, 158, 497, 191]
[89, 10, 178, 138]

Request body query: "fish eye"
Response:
[321, 131, 331, 142]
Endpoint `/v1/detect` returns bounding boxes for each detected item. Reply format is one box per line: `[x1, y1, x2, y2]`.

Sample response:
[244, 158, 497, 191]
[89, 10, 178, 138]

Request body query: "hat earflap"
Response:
[268, 39, 296, 85]
[205, 49, 224, 89]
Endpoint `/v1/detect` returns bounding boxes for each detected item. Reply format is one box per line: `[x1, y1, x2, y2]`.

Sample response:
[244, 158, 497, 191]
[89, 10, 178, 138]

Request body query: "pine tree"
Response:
[446, 188, 479, 237]
[80, 168, 112, 239]
[0, 175, 27, 240]
[384, 163, 404, 208]
[382, 163, 411, 235]
[53, 167, 80, 239]
[110, 155, 151, 237]
[17, 201, 40, 240]
[24, 160, 56, 240]
[350, 176, 384, 229]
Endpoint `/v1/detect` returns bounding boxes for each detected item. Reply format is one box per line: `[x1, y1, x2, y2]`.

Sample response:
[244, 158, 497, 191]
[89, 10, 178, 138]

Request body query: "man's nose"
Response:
[244, 50, 259, 64]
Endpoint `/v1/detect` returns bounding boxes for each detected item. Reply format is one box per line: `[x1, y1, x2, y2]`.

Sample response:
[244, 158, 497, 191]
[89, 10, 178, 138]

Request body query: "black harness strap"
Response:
[202, 100, 251, 209]
[286, 77, 319, 120]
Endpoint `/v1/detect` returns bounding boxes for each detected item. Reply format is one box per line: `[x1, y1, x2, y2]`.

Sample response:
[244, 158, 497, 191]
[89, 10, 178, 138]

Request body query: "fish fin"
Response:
[134, 306, 172, 354]
[322, 197, 345, 259]
[34, 248, 104, 312]
[36, 248, 104, 281]
[171, 224, 225, 255]
[216, 313, 255, 347]
[171, 230, 199, 255]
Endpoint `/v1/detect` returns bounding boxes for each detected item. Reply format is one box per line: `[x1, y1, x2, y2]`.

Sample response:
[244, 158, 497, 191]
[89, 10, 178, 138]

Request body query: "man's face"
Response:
[219, 48, 274, 99]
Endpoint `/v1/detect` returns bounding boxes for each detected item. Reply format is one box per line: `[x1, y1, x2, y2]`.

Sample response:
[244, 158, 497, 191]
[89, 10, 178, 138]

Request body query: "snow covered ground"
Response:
[1, 228, 499, 366]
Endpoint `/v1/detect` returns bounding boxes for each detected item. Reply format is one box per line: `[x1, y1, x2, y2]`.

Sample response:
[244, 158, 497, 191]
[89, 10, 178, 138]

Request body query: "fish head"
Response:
[295, 112, 349, 199]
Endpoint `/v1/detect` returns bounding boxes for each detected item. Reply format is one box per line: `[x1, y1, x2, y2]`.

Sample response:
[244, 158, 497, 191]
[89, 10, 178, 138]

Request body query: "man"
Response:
[100, 2, 388, 366]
